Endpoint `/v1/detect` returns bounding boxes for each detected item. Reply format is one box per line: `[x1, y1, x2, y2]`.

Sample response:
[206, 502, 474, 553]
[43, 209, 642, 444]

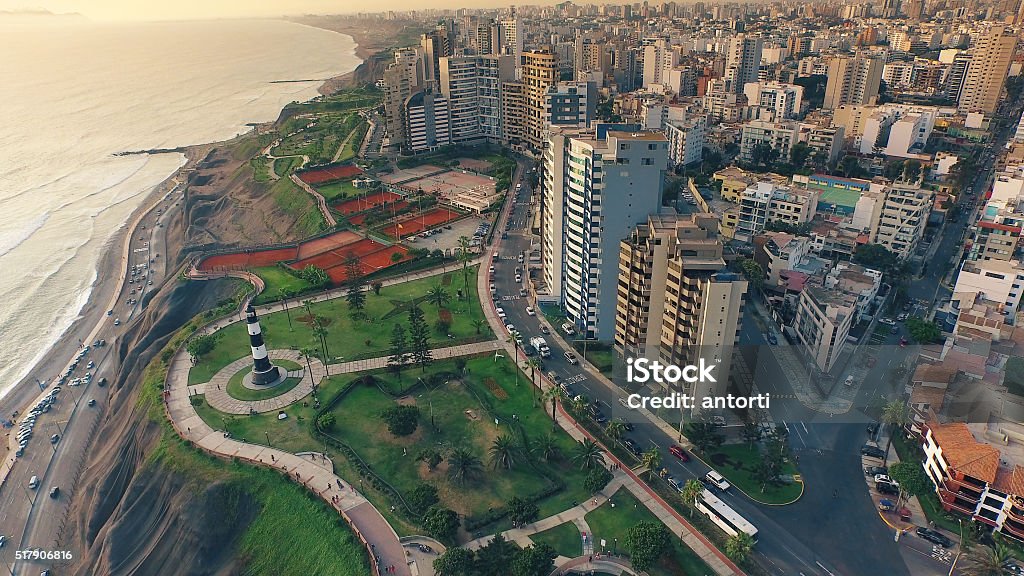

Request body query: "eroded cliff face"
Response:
[62, 274, 255, 576]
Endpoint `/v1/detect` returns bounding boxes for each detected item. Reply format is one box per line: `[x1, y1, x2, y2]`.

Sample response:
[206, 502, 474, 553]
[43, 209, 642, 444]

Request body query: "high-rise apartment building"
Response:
[382, 48, 426, 150]
[545, 81, 597, 128]
[438, 55, 516, 145]
[958, 26, 1015, 114]
[724, 34, 764, 94]
[615, 213, 747, 403]
[872, 182, 934, 259]
[420, 27, 453, 86]
[541, 126, 668, 339]
[501, 81, 527, 149]
[404, 88, 451, 153]
[523, 49, 559, 153]
[823, 55, 883, 109]
[742, 82, 804, 120]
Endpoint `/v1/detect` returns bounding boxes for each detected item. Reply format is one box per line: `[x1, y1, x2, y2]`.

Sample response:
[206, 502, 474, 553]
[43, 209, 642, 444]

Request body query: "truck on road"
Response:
[529, 336, 551, 358]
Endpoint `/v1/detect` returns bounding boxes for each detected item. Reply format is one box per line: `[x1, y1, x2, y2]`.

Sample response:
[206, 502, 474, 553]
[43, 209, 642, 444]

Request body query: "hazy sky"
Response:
[15, 0, 525, 20]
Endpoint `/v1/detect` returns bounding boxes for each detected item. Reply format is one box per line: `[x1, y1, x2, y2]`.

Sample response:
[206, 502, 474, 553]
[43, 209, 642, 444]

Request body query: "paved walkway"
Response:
[203, 349, 326, 414]
[553, 555, 639, 575]
[166, 346, 409, 575]
[466, 475, 629, 550]
[475, 161, 744, 576]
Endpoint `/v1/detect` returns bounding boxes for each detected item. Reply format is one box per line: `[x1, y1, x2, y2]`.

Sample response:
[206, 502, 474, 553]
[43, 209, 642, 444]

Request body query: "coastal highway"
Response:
[486, 161, 905, 575]
[0, 182, 183, 575]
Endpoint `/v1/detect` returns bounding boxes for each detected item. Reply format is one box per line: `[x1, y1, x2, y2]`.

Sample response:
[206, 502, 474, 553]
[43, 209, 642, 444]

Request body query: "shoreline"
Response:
[0, 20, 368, 464]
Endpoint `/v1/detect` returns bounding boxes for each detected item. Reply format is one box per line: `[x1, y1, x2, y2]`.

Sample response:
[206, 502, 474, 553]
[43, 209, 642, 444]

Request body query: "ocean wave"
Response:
[0, 268, 95, 402]
[0, 212, 49, 259]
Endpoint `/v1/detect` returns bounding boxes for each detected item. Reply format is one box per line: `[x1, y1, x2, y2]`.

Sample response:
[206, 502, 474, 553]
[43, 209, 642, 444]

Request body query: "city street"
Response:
[0, 184, 183, 575]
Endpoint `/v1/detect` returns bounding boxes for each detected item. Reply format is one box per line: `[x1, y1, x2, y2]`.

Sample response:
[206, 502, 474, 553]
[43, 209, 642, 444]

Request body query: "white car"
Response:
[879, 317, 896, 326]
[705, 470, 731, 491]
[505, 324, 516, 333]
[526, 307, 535, 316]
[874, 474, 899, 487]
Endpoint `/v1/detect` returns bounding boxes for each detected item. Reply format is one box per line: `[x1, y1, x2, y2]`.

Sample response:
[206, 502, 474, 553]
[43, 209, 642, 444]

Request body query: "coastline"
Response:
[0, 20, 368, 465]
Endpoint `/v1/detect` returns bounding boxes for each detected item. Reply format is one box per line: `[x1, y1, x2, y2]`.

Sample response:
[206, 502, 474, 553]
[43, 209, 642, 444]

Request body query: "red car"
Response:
[899, 337, 907, 348]
[669, 445, 690, 462]
[866, 356, 877, 368]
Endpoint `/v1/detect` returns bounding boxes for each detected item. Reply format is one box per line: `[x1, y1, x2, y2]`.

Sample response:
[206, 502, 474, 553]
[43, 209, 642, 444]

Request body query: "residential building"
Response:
[823, 55, 884, 110]
[860, 105, 938, 157]
[952, 259, 1024, 322]
[642, 39, 678, 89]
[714, 166, 789, 203]
[753, 232, 811, 287]
[921, 420, 1024, 542]
[792, 284, 858, 372]
[501, 81, 527, 150]
[739, 120, 798, 163]
[873, 182, 934, 259]
[545, 81, 598, 128]
[615, 213, 748, 404]
[523, 49, 560, 153]
[823, 262, 883, 321]
[742, 82, 804, 120]
[724, 34, 764, 94]
[382, 47, 426, 149]
[735, 182, 818, 241]
[664, 116, 708, 167]
[702, 78, 748, 122]
[541, 126, 668, 339]
[404, 88, 451, 153]
[958, 26, 1016, 114]
[969, 197, 1024, 262]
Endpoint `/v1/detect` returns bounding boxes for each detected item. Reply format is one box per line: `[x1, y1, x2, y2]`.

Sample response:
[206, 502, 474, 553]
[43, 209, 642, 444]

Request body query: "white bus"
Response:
[696, 489, 758, 543]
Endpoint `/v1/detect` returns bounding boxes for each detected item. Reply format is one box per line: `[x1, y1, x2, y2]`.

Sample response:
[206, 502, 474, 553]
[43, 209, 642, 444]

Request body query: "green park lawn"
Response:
[252, 266, 315, 305]
[316, 179, 361, 202]
[192, 355, 594, 539]
[225, 359, 304, 401]
[188, 267, 492, 384]
[585, 490, 713, 576]
[273, 156, 304, 178]
[530, 521, 581, 559]
[707, 443, 802, 505]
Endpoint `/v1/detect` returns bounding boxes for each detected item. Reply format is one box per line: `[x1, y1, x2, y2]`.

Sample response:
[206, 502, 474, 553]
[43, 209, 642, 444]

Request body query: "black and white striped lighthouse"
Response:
[246, 305, 280, 386]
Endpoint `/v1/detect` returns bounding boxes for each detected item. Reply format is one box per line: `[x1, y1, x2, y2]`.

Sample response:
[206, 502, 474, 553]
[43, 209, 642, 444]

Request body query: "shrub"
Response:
[380, 405, 420, 436]
[583, 467, 613, 493]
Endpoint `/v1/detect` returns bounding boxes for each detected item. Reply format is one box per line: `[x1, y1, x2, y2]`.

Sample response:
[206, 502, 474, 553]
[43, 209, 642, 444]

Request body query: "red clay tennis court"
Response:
[346, 201, 410, 227]
[199, 247, 299, 271]
[295, 230, 361, 260]
[323, 245, 410, 282]
[333, 191, 403, 216]
[297, 164, 363, 185]
[381, 207, 462, 238]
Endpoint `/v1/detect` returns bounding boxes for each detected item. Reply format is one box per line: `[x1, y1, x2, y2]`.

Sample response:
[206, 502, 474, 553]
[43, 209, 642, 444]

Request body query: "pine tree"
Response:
[408, 305, 433, 372]
[343, 255, 366, 319]
[387, 323, 409, 380]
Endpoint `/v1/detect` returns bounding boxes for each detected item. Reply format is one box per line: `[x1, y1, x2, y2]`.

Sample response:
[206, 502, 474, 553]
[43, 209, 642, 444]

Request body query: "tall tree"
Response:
[447, 448, 484, 485]
[532, 434, 560, 462]
[457, 235, 473, 308]
[280, 287, 295, 331]
[343, 255, 366, 319]
[299, 347, 318, 391]
[543, 385, 565, 429]
[681, 478, 705, 516]
[685, 422, 724, 454]
[641, 447, 662, 480]
[605, 419, 627, 442]
[433, 548, 477, 576]
[741, 422, 762, 448]
[489, 434, 519, 470]
[888, 461, 931, 508]
[475, 533, 516, 576]
[407, 305, 433, 372]
[624, 521, 671, 571]
[526, 357, 542, 404]
[725, 532, 755, 563]
[387, 323, 409, 380]
[426, 285, 451, 309]
[881, 399, 909, 462]
[572, 439, 605, 470]
[960, 540, 1016, 576]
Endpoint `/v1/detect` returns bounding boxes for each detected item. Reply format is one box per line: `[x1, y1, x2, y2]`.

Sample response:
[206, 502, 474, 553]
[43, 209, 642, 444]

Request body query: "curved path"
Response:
[201, 349, 326, 414]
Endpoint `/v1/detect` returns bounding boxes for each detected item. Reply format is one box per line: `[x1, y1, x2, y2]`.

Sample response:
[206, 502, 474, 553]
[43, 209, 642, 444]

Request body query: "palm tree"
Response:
[542, 386, 565, 428]
[605, 419, 626, 442]
[533, 434, 560, 462]
[472, 318, 485, 335]
[506, 334, 521, 388]
[426, 285, 451, 309]
[960, 540, 1016, 576]
[526, 357, 542, 404]
[725, 532, 755, 563]
[311, 320, 330, 376]
[447, 449, 484, 486]
[299, 347, 318, 391]
[569, 395, 588, 416]
[489, 434, 519, 470]
[640, 447, 662, 479]
[572, 439, 605, 470]
[681, 479, 704, 517]
[280, 287, 296, 331]
[457, 235, 472, 309]
[881, 399, 909, 461]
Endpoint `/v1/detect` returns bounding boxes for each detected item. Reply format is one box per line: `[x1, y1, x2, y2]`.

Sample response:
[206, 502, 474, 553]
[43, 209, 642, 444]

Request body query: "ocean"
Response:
[0, 17, 360, 401]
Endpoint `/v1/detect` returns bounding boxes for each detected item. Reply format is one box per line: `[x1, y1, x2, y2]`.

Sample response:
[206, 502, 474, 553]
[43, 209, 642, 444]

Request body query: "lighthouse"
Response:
[246, 305, 280, 386]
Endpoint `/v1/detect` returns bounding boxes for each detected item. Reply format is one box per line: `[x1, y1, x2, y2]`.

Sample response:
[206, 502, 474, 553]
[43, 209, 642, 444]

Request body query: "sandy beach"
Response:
[0, 23, 368, 468]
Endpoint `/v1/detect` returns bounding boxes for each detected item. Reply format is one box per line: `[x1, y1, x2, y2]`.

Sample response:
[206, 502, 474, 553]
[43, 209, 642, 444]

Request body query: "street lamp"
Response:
[948, 518, 965, 576]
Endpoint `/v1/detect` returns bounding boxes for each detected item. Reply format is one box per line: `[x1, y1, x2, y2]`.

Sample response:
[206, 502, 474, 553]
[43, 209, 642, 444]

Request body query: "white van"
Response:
[29, 475, 39, 489]
[705, 470, 731, 491]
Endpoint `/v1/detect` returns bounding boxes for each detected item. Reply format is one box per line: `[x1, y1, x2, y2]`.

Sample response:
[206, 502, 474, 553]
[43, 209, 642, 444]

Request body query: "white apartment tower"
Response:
[541, 126, 668, 340]
[958, 26, 1016, 114]
[724, 35, 764, 94]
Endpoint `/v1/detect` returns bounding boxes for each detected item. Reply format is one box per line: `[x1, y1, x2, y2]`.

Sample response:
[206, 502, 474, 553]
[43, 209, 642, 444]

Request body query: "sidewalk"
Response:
[477, 162, 744, 576]
[165, 346, 409, 576]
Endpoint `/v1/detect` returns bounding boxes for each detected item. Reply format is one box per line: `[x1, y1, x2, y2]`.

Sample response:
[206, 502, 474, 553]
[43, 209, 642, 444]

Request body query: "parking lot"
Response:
[403, 212, 489, 254]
